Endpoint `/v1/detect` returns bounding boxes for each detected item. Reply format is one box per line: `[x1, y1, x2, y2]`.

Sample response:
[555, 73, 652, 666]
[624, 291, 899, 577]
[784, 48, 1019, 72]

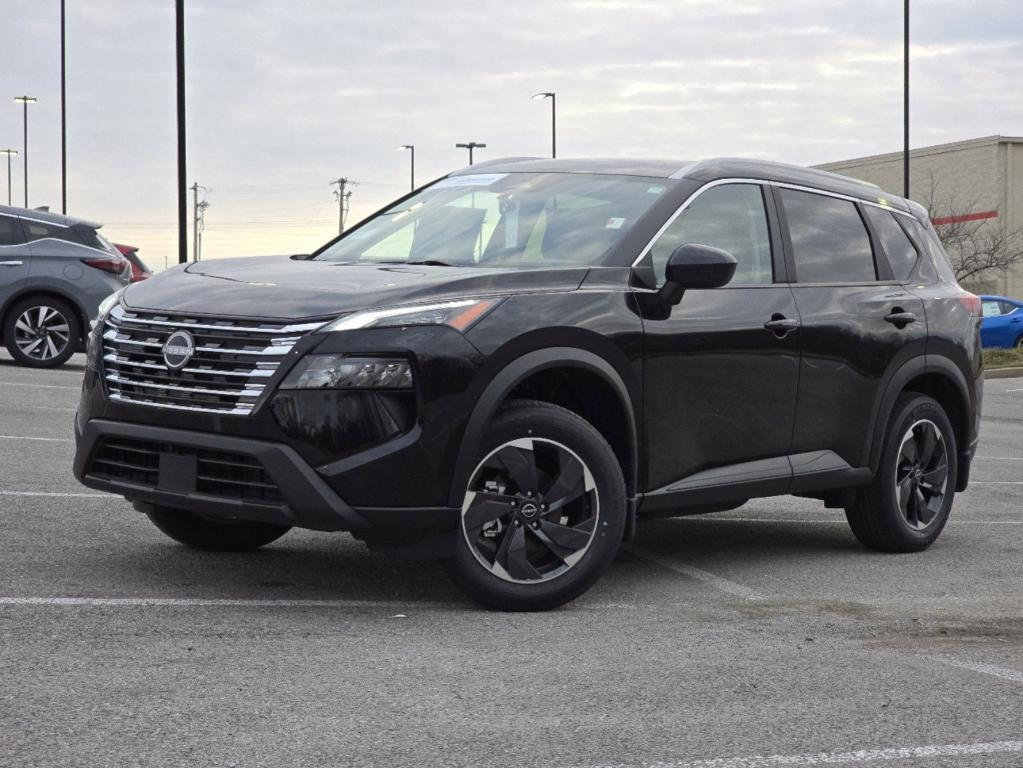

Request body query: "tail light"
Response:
[958, 292, 982, 317]
[81, 257, 128, 275]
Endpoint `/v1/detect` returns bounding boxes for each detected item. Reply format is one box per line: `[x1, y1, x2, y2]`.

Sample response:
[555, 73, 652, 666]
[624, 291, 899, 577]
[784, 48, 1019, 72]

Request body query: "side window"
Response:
[982, 301, 1003, 318]
[0, 215, 25, 246]
[650, 184, 773, 286]
[863, 206, 918, 280]
[781, 189, 876, 283]
[1000, 301, 1019, 316]
[23, 219, 74, 243]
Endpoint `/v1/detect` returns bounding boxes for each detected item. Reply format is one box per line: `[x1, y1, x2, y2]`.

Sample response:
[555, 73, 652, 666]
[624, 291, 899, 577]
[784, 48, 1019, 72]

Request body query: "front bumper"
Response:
[74, 419, 369, 531]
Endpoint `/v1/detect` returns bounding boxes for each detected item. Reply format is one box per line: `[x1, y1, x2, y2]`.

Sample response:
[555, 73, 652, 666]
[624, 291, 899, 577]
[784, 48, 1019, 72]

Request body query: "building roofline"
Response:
[817, 135, 1023, 170]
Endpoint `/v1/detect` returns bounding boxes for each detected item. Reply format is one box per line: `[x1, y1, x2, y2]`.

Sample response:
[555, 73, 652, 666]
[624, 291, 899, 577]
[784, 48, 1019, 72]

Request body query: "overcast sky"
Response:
[2, 0, 1021, 268]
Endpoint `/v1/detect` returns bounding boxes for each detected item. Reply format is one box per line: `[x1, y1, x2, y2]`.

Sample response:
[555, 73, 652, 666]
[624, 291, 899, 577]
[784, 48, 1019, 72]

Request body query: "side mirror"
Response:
[658, 243, 737, 305]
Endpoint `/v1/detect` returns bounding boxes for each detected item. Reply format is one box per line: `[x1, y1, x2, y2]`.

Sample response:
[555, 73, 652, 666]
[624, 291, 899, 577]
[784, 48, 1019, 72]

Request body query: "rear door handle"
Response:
[0, 260, 24, 267]
[884, 311, 917, 326]
[764, 315, 800, 336]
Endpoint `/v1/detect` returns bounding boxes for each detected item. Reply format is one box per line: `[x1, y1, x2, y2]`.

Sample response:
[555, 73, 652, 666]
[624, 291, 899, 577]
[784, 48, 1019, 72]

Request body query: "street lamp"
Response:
[396, 145, 415, 191]
[0, 150, 17, 205]
[455, 142, 486, 166]
[13, 96, 37, 207]
[532, 92, 556, 158]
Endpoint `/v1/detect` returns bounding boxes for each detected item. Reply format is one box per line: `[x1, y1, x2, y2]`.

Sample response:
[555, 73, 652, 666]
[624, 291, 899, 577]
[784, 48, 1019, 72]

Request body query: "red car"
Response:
[114, 244, 152, 282]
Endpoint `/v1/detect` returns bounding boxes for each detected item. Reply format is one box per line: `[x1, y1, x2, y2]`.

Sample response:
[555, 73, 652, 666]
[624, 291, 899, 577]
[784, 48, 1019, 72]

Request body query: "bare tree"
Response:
[921, 172, 1023, 289]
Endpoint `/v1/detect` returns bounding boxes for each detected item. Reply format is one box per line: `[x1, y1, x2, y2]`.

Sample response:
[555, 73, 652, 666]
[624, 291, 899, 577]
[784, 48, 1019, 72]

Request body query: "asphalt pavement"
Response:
[1, 350, 1021, 768]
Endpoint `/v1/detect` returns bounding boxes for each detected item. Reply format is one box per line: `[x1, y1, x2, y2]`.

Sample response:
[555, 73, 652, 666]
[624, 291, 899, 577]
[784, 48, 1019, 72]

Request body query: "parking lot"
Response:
[1, 350, 1020, 768]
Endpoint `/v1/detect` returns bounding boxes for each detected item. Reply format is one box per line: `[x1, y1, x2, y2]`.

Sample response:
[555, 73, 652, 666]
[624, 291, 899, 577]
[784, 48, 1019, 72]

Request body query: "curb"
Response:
[986, 367, 1023, 380]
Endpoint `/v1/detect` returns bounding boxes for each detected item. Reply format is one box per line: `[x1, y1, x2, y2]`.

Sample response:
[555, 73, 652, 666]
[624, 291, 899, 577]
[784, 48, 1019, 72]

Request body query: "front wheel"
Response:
[144, 505, 291, 552]
[845, 393, 957, 552]
[3, 296, 80, 368]
[442, 400, 627, 611]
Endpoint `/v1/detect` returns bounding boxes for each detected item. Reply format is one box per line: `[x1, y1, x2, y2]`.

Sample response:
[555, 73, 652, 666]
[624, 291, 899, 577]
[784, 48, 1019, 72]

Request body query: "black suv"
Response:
[73, 158, 983, 610]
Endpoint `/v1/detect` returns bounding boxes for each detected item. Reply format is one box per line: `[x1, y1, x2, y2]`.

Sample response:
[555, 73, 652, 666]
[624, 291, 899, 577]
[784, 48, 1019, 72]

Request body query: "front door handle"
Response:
[0, 260, 24, 267]
[884, 310, 917, 326]
[764, 315, 800, 336]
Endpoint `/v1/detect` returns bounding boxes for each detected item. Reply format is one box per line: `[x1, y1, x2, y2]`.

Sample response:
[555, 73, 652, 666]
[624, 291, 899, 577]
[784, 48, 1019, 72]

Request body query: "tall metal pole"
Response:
[456, 142, 486, 166]
[176, 0, 187, 264]
[0, 150, 15, 206]
[60, 0, 67, 213]
[551, 92, 556, 159]
[903, 0, 910, 199]
[410, 145, 415, 191]
[191, 182, 198, 262]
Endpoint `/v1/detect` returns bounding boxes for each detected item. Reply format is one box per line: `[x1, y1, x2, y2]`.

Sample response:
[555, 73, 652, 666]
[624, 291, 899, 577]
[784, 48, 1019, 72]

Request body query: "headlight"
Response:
[280, 355, 413, 390]
[319, 298, 500, 334]
[93, 288, 125, 329]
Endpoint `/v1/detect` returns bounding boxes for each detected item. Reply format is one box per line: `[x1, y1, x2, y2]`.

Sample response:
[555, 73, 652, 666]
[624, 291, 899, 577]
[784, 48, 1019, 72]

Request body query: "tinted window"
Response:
[23, 219, 74, 243]
[1000, 301, 1019, 316]
[650, 184, 773, 285]
[781, 189, 876, 283]
[864, 206, 918, 280]
[0, 215, 24, 246]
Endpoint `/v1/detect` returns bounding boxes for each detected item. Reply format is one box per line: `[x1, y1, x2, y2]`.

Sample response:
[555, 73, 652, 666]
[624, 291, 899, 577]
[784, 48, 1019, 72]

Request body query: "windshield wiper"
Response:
[375, 259, 458, 267]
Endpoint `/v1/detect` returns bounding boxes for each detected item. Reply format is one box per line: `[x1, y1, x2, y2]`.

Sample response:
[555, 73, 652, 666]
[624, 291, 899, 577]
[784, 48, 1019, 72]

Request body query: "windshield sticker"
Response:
[432, 173, 509, 189]
[606, 217, 626, 230]
[646, 185, 666, 195]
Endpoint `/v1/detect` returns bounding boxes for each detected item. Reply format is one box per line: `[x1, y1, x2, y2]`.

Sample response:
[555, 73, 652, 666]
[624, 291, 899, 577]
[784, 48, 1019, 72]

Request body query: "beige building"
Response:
[818, 135, 1023, 297]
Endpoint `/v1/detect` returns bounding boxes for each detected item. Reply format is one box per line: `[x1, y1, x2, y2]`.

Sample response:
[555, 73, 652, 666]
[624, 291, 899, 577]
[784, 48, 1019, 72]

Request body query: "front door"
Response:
[0, 214, 31, 306]
[638, 182, 800, 504]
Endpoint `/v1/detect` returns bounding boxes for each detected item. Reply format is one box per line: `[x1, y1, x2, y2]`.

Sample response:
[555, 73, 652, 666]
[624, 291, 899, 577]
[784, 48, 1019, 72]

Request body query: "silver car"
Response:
[0, 205, 130, 368]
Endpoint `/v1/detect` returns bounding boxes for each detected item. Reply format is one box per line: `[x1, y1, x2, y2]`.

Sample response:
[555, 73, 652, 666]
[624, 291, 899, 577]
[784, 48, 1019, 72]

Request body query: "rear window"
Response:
[863, 206, 918, 280]
[781, 189, 876, 283]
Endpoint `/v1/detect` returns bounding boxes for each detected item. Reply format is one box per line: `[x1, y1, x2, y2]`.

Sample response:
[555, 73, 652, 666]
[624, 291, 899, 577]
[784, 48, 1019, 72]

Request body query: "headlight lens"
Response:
[319, 298, 500, 334]
[280, 355, 413, 390]
[93, 288, 125, 329]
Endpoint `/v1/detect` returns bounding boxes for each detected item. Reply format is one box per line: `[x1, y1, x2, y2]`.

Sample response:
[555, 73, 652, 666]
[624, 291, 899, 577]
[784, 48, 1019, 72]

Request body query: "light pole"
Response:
[175, 0, 187, 264]
[13, 96, 36, 208]
[60, 0, 67, 213]
[455, 142, 486, 166]
[903, 0, 910, 199]
[532, 92, 556, 158]
[0, 150, 16, 205]
[397, 145, 415, 191]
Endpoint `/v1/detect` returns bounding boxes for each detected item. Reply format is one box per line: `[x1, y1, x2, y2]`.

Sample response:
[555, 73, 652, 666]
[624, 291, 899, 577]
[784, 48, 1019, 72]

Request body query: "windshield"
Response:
[314, 172, 669, 268]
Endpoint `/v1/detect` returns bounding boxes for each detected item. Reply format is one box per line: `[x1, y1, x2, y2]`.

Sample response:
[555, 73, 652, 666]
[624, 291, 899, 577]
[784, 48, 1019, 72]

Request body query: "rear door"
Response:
[639, 181, 801, 503]
[778, 187, 927, 471]
[0, 213, 31, 305]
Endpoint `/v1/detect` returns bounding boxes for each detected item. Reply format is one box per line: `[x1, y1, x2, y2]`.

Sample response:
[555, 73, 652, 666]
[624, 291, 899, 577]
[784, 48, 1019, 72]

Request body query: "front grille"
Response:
[89, 437, 283, 505]
[102, 305, 324, 415]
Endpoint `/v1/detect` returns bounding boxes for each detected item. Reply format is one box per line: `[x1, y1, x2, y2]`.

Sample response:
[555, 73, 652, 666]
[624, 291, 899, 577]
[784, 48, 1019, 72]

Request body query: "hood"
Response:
[122, 255, 588, 320]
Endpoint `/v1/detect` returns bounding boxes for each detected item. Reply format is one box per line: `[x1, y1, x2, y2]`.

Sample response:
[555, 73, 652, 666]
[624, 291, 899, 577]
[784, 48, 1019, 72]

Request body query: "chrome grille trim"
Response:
[102, 307, 324, 415]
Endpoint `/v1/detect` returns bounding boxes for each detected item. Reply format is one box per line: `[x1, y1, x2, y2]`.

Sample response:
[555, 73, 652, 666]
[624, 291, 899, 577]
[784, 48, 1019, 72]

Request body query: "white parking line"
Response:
[0, 491, 110, 498]
[622, 543, 763, 600]
[975, 456, 1023, 461]
[934, 656, 1023, 686]
[580, 740, 1023, 768]
[0, 596, 451, 609]
[0, 381, 80, 390]
[0, 435, 73, 442]
[678, 517, 1022, 525]
[6, 404, 77, 412]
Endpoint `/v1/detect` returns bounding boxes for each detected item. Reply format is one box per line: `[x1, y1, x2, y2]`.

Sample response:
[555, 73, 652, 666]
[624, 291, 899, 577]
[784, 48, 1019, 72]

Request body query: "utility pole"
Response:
[196, 199, 210, 260]
[330, 177, 354, 234]
[190, 182, 208, 261]
[60, 0, 67, 213]
[455, 142, 486, 166]
[175, 0, 187, 264]
[903, 0, 910, 199]
[0, 150, 16, 206]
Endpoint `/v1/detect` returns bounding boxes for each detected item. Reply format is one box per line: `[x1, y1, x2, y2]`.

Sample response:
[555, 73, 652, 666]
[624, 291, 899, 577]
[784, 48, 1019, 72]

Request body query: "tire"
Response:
[3, 296, 80, 368]
[145, 505, 291, 552]
[442, 399, 627, 611]
[845, 393, 957, 552]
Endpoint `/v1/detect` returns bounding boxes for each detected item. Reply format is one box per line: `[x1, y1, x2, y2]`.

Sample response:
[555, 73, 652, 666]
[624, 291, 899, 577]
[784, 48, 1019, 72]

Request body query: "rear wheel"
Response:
[845, 393, 957, 552]
[3, 296, 80, 368]
[442, 400, 627, 611]
[144, 505, 291, 552]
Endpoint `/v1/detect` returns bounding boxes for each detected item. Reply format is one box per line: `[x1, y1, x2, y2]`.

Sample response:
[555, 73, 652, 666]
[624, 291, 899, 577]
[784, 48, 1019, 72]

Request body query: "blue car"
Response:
[980, 294, 1023, 349]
